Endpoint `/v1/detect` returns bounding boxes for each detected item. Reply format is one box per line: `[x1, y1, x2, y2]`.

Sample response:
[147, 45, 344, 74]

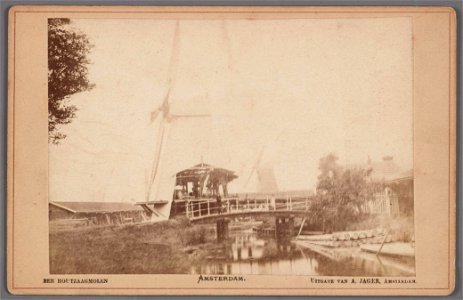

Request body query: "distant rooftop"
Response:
[348, 156, 412, 182]
[390, 169, 413, 182]
[367, 156, 403, 181]
[50, 201, 144, 213]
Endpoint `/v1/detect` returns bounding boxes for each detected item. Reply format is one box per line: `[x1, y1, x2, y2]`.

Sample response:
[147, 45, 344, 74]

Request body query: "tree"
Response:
[48, 18, 93, 144]
[313, 153, 378, 232]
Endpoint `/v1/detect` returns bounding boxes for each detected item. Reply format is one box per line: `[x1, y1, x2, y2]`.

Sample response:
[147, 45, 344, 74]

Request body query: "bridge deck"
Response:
[186, 196, 313, 221]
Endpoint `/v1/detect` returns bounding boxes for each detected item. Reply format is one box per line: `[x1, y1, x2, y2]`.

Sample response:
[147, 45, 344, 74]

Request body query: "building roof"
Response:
[50, 201, 144, 213]
[367, 156, 403, 181]
[390, 169, 413, 183]
[176, 163, 238, 185]
[347, 156, 412, 182]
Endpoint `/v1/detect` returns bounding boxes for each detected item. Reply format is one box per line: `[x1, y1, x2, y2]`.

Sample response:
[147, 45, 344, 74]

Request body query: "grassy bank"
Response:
[49, 218, 215, 274]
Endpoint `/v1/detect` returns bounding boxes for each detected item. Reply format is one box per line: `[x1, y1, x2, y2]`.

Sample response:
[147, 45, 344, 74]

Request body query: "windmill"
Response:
[242, 128, 290, 194]
[137, 21, 210, 220]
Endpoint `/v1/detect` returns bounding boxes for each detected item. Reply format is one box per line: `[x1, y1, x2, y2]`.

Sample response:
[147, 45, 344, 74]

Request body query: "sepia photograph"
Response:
[47, 16, 416, 277]
[7, 4, 458, 295]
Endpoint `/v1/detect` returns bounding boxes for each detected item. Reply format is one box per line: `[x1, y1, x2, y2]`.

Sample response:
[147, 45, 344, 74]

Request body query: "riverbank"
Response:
[49, 218, 217, 274]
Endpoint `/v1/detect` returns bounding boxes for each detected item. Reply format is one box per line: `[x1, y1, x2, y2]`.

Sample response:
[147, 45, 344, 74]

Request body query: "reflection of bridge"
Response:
[186, 196, 314, 221]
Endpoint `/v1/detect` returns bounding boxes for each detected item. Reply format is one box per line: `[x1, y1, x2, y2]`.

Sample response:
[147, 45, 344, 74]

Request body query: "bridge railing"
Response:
[185, 196, 313, 220]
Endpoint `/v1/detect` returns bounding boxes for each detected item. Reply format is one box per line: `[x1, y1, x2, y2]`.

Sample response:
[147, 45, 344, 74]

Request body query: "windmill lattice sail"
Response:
[139, 21, 211, 221]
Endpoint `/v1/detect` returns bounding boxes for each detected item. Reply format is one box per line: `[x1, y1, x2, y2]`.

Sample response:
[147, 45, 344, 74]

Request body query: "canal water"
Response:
[191, 229, 415, 276]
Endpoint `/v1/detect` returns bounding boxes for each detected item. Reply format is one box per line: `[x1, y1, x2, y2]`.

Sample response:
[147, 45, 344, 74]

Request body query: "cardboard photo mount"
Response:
[7, 6, 456, 296]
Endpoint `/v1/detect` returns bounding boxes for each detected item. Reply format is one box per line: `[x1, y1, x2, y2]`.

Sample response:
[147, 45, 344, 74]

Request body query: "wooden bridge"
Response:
[185, 196, 314, 222]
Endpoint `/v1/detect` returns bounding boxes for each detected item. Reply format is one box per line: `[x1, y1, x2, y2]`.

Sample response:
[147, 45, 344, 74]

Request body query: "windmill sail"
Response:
[142, 21, 213, 221]
[142, 21, 181, 221]
[148, 122, 175, 219]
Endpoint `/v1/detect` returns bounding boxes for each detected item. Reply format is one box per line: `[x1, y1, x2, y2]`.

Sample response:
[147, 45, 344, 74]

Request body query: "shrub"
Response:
[181, 226, 208, 246]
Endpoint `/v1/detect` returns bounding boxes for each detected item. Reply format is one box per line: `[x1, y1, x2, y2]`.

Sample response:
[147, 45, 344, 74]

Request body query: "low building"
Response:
[171, 162, 238, 216]
[358, 156, 413, 217]
[49, 201, 147, 226]
[388, 169, 414, 217]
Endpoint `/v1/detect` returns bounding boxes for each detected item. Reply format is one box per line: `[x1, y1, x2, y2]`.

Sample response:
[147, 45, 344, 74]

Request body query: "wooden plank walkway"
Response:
[185, 196, 313, 221]
[360, 243, 415, 257]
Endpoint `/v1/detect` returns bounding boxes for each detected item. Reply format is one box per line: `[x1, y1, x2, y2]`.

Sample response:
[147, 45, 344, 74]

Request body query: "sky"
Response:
[49, 17, 413, 203]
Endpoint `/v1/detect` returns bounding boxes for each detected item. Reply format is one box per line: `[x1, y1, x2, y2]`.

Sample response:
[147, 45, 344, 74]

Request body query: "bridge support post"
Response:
[216, 219, 230, 243]
[275, 215, 295, 240]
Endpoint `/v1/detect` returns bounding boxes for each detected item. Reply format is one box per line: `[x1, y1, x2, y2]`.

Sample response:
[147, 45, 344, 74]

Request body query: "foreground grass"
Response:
[49, 218, 215, 274]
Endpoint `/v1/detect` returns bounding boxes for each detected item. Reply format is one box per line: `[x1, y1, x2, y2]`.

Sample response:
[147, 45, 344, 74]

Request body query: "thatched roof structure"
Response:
[175, 163, 238, 186]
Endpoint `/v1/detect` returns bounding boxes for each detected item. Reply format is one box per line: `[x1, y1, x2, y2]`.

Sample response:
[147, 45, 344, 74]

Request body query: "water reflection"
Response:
[191, 230, 415, 276]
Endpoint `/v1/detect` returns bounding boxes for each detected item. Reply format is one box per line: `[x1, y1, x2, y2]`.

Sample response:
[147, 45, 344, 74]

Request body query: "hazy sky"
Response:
[49, 17, 413, 202]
